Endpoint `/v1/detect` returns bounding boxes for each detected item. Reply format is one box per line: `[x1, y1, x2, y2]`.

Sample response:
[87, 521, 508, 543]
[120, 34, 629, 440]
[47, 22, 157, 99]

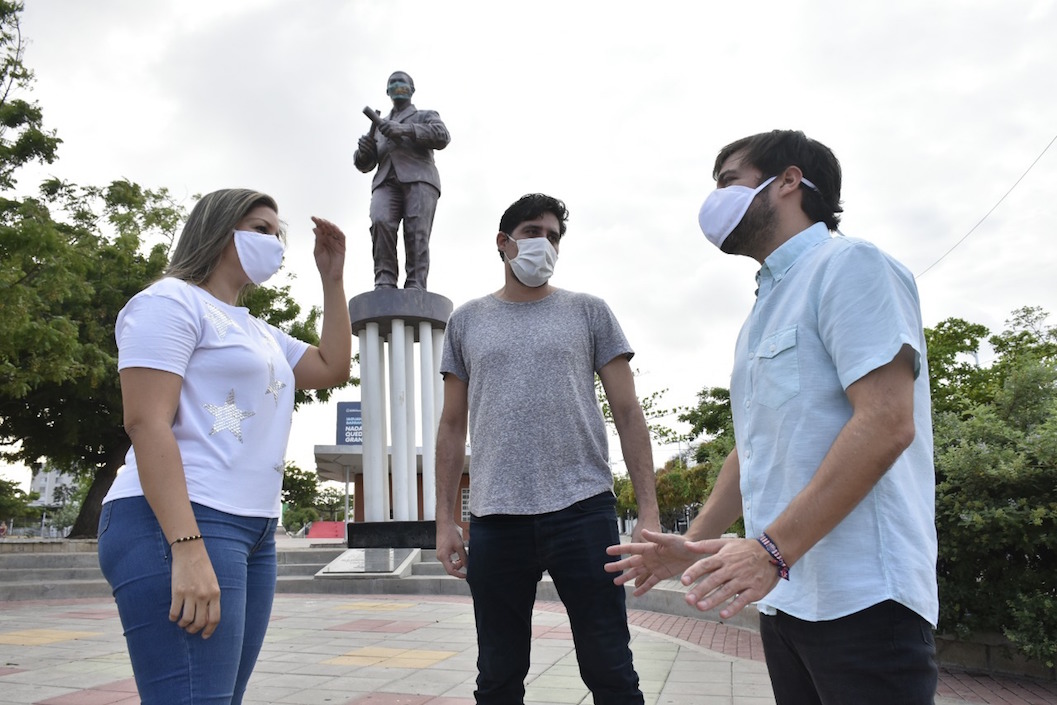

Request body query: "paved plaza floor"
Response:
[2, 592, 1056, 705]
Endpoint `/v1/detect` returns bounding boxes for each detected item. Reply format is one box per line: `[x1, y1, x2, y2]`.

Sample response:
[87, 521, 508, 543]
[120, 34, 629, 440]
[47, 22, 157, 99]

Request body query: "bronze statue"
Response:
[354, 71, 450, 290]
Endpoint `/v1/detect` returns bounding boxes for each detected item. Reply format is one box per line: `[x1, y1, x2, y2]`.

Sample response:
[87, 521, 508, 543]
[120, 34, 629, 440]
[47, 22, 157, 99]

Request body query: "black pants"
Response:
[467, 493, 643, 705]
[759, 600, 938, 705]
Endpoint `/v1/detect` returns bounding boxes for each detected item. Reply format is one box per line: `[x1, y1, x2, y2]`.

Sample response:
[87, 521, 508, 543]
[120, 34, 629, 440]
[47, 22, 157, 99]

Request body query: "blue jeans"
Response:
[759, 600, 938, 705]
[98, 496, 278, 705]
[467, 492, 643, 705]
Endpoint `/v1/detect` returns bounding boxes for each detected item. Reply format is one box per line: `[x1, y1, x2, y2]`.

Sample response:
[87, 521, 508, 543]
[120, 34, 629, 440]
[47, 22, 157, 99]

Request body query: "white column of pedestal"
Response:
[356, 329, 369, 517]
[377, 331, 390, 522]
[388, 320, 409, 520]
[403, 324, 417, 520]
[362, 325, 383, 522]
[343, 465, 351, 542]
[434, 327, 449, 521]
[419, 321, 437, 520]
[343, 465, 351, 521]
[433, 328, 445, 431]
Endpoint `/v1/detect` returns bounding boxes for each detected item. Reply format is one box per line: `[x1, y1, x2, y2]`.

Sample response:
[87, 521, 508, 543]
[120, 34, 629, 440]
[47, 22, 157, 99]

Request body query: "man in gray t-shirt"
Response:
[435, 194, 660, 705]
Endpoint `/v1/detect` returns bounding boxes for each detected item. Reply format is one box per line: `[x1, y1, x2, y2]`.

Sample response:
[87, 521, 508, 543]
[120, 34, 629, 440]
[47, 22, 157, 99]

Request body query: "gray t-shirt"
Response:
[441, 289, 633, 516]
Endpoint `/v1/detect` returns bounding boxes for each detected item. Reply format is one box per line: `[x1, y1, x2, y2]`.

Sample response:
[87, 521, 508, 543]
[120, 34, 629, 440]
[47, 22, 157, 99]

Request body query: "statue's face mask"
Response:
[387, 81, 413, 100]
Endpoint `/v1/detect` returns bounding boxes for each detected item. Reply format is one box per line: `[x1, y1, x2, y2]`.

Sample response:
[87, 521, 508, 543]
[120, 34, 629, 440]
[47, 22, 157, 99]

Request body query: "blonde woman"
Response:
[98, 189, 351, 704]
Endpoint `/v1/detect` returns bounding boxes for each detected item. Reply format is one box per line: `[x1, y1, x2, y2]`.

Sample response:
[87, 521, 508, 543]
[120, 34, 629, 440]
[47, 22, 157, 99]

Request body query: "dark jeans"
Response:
[98, 496, 278, 705]
[759, 599, 938, 705]
[467, 492, 643, 705]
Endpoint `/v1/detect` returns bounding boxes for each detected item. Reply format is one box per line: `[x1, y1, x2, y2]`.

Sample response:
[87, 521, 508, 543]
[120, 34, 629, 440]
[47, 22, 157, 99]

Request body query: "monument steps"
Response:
[277, 546, 347, 574]
[0, 548, 108, 601]
[0, 577, 112, 601]
[0, 544, 348, 602]
[409, 551, 448, 576]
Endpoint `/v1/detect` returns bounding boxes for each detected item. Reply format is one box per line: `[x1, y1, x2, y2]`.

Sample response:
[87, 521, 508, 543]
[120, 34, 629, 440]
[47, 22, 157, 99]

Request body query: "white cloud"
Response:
[13, 0, 1057, 478]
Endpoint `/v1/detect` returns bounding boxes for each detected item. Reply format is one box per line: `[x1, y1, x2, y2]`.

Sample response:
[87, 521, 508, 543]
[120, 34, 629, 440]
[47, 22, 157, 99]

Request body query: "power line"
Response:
[916, 132, 1057, 279]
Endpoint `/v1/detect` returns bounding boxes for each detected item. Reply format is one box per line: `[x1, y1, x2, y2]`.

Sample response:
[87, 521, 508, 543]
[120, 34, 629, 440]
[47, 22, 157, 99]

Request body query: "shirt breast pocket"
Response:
[754, 326, 800, 409]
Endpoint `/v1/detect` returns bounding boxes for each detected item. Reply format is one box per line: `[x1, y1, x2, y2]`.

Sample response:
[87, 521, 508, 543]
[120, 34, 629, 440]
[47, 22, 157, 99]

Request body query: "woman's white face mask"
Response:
[233, 230, 285, 284]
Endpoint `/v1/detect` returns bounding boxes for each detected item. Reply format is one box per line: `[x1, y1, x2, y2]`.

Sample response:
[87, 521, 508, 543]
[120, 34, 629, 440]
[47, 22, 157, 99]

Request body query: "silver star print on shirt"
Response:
[204, 303, 235, 339]
[205, 389, 255, 442]
[265, 361, 287, 405]
[260, 330, 281, 353]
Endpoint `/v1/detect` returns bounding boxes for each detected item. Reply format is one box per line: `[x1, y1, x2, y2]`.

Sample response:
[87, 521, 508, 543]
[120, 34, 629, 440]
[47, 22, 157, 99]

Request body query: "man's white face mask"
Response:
[507, 235, 557, 288]
[698, 175, 821, 249]
[697, 176, 777, 250]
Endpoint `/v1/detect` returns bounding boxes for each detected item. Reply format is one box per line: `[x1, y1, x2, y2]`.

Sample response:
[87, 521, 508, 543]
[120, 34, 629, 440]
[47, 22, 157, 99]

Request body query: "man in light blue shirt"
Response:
[608, 130, 939, 704]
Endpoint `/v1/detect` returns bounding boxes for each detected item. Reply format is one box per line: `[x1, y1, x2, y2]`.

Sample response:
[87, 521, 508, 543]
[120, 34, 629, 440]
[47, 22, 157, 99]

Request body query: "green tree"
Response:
[930, 308, 1057, 668]
[678, 385, 743, 535]
[315, 486, 347, 521]
[0, 1, 59, 191]
[605, 383, 731, 535]
[281, 463, 319, 510]
[0, 184, 353, 539]
[681, 386, 735, 466]
[0, 2, 67, 400]
[282, 506, 319, 535]
[653, 459, 712, 531]
[597, 370, 687, 526]
[281, 463, 321, 533]
[613, 474, 635, 519]
[595, 371, 686, 445]
[987, 306, 1057, 378]
[1, 180, 179, 538]
[0, 5, 356, 538]
[0, 475, 37, 526]
[924, 317, 992, 416]
[48, 473, 90, 531]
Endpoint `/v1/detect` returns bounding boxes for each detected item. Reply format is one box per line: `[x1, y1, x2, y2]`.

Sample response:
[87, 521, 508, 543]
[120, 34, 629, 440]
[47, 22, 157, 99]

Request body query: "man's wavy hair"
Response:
[714, 130, 843, 231]
[498, 193, 569, 238]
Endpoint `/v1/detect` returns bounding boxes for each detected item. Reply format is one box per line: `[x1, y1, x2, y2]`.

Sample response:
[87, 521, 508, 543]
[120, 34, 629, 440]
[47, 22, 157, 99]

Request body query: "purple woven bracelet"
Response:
[756, 532, 790, 580]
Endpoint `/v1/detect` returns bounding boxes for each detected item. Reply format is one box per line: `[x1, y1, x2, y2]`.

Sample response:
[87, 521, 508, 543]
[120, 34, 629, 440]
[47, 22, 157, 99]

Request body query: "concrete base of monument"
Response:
[348, 288, 452, 338]
[346, 520, 437, 549]
[315, 548, 420, 578]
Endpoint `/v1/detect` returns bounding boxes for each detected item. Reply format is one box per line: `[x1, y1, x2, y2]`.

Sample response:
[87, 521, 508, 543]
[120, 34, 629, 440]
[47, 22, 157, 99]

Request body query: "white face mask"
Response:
[507, 235, 557, 287]
[233, 230, 285, 284]
[698, 176, 825, 250]
[697, 176, 777, 249]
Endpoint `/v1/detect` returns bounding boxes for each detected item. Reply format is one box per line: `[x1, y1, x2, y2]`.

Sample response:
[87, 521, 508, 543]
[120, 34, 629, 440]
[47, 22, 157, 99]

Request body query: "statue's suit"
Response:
[354, 103, 450, 289]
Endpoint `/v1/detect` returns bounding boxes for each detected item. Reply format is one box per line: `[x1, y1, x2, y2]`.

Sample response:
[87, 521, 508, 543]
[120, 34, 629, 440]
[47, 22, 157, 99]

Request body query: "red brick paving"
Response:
[13, 594, 1056, 705]
[534, 596, 1057, 704]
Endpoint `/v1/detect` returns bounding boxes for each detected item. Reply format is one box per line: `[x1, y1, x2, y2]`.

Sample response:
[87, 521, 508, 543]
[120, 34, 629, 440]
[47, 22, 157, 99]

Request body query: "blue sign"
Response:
[336, 401, 362, 445]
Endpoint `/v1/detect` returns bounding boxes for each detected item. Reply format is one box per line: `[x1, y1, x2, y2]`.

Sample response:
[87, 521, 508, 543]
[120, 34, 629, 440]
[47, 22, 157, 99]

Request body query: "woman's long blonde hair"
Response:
[164, 189, 281, 284]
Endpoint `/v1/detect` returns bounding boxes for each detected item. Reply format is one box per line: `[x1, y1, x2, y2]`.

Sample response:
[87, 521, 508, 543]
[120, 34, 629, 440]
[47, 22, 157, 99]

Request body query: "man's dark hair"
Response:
[498, 193, 569, 238]
[713, 130, 844, 230]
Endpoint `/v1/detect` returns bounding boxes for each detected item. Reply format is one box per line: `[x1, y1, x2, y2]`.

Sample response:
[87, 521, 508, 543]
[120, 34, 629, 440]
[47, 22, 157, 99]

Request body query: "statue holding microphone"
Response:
[354, 71, 450, 290]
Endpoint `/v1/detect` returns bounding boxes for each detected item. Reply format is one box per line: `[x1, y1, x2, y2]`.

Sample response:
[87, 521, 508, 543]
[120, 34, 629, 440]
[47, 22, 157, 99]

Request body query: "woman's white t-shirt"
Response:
[104, 278, 309, 518]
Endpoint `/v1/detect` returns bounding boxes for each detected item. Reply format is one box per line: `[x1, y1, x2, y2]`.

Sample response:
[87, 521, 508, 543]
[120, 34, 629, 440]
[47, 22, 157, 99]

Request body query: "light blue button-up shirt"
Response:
[731, 222, 938, 625]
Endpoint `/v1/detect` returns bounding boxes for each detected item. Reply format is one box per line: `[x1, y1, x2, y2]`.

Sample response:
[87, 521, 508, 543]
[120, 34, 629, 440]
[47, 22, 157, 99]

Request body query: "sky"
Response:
[4, 0, 1057, 490]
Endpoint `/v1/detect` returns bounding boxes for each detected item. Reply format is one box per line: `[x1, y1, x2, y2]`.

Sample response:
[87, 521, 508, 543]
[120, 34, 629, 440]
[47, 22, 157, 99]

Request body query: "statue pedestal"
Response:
[349, 289, 453, 525]
[349, 289, 453, 339]
[346, 520, 437, 549]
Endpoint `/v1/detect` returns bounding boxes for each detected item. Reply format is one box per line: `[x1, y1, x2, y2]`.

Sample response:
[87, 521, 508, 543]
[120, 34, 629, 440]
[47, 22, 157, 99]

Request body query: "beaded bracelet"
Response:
[756, 532, 790, 580]
[169, 534, 203, 548]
